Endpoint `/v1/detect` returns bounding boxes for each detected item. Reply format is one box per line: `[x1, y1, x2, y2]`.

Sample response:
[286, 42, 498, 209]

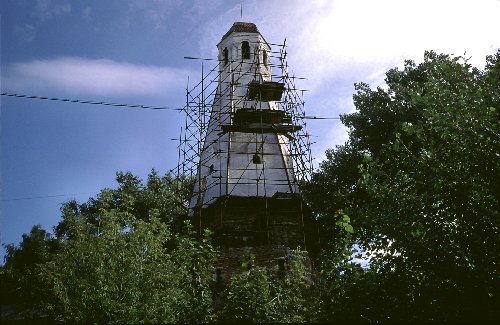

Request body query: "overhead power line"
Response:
[1, 191, 100, 202]
[1, 92, 183, 111]
[304, 115, 341, 120]
[1, 92, 341, 120]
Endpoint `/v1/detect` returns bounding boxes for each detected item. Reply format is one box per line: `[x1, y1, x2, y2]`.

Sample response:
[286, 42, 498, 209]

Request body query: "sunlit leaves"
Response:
[219, 251, 318, 323]
[308, 50, 499, 322]
[2, 170, 215, 323]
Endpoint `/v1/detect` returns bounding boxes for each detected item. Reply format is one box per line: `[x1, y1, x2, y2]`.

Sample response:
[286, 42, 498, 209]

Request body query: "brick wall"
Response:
[193, 194, 318, 277]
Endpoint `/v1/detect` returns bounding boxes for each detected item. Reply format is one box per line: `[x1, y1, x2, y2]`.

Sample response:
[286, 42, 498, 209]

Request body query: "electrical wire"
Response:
[1, 92, 342, 119]
[1, 92, 183, 111]
[1, 191, 100, 202]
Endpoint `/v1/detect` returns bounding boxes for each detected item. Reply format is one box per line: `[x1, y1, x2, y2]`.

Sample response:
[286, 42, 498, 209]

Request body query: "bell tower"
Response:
[185, 22, 317, 274]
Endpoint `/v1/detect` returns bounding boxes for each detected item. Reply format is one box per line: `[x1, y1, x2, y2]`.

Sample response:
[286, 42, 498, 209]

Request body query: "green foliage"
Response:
[40, 213, 216, 323]
[308, 50, 500, 322]
[54, 170, 193, 239]
[219, 251, 320, 323]
[169, 223, 218, 323]
[4, 51, 499, 323]
[3, 170, 216, 323]
[2, 226, 59, 309]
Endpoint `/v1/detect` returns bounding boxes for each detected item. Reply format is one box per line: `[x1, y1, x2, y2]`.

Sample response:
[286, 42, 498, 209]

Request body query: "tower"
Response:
[182, 22, 317, 274]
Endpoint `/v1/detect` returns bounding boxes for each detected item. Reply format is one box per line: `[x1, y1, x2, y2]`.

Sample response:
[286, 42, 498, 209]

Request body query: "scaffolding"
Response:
[175, 39, 313, 213]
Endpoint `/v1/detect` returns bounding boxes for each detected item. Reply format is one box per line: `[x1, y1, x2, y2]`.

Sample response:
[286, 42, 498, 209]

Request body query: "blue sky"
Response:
[1, 0, 499, 261]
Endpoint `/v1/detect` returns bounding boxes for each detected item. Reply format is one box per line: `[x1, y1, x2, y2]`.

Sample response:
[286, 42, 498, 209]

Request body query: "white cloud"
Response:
[266, 0, 499, 89]
[199, 0, 498, 84]
[12, 0, 72, 44]
[13, 24, 37, 43]
[228, 0, 500, 154]
[175, 0, 500, 156]
[82, 7, 92, 20]
[2, 57, 192, 98]
[34, 0, 72, 21]
[128, 0, 184, 30]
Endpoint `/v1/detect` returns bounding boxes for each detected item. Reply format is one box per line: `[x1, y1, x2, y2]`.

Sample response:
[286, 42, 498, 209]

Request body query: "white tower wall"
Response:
[190, 22, 297, 211]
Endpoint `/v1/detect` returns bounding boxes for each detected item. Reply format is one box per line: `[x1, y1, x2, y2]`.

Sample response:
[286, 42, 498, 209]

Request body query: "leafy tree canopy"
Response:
[306, 50, 499, 322]
[2, 170, 217, 323]
[3, 51, 499, 323]
[218, 251, 320, 323]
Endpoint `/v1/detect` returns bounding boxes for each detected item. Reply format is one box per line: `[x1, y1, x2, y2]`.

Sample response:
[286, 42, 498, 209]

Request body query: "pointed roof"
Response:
[221, 22, 259, 42]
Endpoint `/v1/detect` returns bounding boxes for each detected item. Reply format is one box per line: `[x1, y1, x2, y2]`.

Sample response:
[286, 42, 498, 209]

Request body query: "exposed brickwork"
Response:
[193, 194, 318, 277]
[214, 245, 290, 276]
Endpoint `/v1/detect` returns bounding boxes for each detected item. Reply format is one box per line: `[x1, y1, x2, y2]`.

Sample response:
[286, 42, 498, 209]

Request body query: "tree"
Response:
[4, 51, 498, 323]
[54, 170, 193, 237]
[3, 170, 217, 323]
[41, 212, 216, 323]
[1, 225, 59, 312]
[307, 51, 500, 322]
[218, 251, 320, 323]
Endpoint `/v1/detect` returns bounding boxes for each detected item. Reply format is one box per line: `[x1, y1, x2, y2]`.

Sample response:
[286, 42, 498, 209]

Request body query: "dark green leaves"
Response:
[4, 50, 499, 323]
[219, 250, 319, 323]
[2, 170, 215, 323]
[307, 50, 499, 323]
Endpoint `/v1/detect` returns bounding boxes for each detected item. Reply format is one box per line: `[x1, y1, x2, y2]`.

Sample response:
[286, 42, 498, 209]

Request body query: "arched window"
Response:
[241, 41, 250, 60]
[223, 48, 228, 66]
[263, 50, 268, 67]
